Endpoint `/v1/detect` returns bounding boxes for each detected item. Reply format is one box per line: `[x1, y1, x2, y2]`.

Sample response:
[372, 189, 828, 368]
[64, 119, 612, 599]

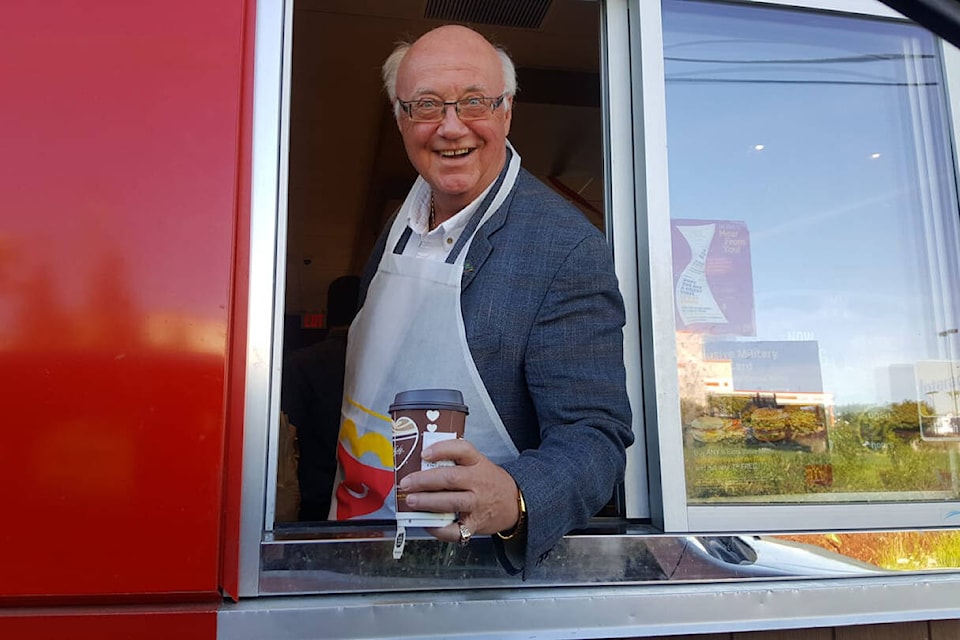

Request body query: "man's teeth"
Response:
[439, 148, 471, 157]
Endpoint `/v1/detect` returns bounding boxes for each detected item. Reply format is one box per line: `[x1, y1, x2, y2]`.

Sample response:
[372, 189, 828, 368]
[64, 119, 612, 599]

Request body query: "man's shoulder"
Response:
[506, 168, 606, 242]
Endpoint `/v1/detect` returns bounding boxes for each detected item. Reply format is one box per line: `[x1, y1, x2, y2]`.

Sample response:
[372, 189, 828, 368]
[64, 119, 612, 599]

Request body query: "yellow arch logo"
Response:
[339, 418, 393, 469]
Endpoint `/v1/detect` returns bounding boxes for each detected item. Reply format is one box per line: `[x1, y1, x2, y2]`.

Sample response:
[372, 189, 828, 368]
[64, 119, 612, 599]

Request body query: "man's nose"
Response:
[436, 104, 469, 136]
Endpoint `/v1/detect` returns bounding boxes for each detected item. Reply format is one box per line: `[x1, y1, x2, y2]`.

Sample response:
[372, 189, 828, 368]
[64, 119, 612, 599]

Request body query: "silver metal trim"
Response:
[258, 527, 910, 595]
[239, 0, 291, 597]
[238, 1, 957, 605]
[689, 502, 960, 531]
[603, 0, 650, 518]
[939, 39, 960, 344]
[264, 0, 295, 534]
[944, 39, 960, 177]
[219, 572, 960, 640]
[905, 32, 958, 376]
[631, 0, 688, 530]
[735, 0, 904, 18]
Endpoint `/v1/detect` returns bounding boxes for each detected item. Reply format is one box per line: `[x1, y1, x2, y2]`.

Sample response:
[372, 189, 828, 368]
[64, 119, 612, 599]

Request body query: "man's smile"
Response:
[437, 148, 474, 158]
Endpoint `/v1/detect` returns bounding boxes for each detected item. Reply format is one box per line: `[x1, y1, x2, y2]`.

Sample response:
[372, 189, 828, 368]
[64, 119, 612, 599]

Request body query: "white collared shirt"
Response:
[404, 180, 496, 261]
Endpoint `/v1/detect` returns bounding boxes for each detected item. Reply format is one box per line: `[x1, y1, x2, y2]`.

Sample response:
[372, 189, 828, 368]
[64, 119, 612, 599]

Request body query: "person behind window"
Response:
[329, 24, 633, 575]
[282, 275, 360, 521]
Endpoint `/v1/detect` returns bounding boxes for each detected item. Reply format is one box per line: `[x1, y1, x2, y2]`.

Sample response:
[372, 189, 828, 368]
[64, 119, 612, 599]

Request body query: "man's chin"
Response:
[429, 177, 479, 201]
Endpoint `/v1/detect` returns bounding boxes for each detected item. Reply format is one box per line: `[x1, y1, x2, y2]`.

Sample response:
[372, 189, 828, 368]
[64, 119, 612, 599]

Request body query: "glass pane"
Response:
[663, 0, 960, 504]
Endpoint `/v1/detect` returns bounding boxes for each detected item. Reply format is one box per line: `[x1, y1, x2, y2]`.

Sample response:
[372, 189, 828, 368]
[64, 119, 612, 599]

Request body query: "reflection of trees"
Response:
[0, 235, 20, 291]
[12, 264, 73, 350]
[832, 401, 953, 489]
[84, 250, 140, 348]
[0, 228, 146, 351]
[840, 400, 933, 447]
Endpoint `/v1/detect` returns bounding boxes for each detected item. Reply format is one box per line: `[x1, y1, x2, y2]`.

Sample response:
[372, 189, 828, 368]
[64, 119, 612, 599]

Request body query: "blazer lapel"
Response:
[461, 232, 491, 292]
[461, 182, 516, 292]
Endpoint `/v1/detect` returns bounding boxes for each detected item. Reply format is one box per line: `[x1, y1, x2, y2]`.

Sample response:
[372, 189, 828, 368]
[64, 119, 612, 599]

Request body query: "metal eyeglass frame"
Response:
[397, 94, 507, 122]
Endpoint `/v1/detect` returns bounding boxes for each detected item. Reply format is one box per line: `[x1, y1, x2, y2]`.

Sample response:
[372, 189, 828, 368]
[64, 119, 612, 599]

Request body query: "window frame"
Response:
[650, 0, 960, 532]
[238, 0, 647, 596]
[238, 0, 293, 597]
[236, 0, 960, 598]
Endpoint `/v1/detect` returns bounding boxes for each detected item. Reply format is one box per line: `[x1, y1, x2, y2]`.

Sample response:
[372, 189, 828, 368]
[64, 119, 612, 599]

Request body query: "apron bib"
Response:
[330, 146, 522, 521]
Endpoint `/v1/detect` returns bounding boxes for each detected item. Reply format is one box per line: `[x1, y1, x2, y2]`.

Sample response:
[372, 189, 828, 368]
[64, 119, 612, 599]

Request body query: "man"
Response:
[330, 24, 633, 575]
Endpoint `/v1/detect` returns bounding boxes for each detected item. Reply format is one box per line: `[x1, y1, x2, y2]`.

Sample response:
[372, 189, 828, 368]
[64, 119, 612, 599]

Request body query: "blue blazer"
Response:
[359, 167, 634, 575]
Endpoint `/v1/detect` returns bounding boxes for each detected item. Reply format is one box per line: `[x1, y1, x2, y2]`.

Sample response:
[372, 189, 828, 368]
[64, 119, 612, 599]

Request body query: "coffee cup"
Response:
[389, 389, 468, 528]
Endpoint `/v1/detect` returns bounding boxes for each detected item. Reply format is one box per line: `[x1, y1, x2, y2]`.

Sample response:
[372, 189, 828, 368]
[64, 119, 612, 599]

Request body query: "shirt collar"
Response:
[407, 181, 496, 239]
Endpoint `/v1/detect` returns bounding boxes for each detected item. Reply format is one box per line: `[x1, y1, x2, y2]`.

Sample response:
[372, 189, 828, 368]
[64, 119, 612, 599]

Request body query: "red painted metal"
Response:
[0, 605, 217, 640]
[0, 0, 247, 603]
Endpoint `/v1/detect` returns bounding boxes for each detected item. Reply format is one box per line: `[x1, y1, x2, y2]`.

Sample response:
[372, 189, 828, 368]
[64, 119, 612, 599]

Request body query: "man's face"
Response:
[395, 27, 512, 211]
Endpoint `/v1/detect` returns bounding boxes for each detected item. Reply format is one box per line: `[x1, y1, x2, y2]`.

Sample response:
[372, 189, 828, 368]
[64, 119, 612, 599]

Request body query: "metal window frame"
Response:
[940, 40, 960, 341]
[237, 0, 646, 595]
[738, 0, 902, 17]
[237, 0, 960, 600]
[238, 0, 293, 597]
[606, 0, 652, 520]
[219, 572, 960, 639]
[648, 0, 960, 532]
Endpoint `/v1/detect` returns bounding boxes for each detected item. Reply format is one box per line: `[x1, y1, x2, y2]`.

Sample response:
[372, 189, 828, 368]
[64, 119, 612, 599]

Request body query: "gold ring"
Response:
[457, 521, 472, 547]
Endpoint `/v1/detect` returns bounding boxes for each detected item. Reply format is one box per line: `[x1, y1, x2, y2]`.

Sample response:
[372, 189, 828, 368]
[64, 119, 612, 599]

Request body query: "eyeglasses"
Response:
[397, 94, 506, 123]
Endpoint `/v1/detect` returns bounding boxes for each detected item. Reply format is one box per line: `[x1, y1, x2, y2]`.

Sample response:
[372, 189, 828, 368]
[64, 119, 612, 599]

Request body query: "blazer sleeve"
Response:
[495, 232, 634, 575]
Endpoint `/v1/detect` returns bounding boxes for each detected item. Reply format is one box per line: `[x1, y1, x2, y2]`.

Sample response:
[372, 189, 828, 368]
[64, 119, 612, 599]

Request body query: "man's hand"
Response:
[398, 439, 520, 542]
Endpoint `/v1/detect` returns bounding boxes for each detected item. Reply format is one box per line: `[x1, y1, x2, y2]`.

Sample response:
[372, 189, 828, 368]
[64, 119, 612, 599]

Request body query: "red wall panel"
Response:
[0, 0, 247, 599]
[0, 605, 217, 640]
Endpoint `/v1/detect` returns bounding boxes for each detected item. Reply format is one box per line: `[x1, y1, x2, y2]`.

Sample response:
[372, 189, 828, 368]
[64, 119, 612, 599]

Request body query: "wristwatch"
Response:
[495, 487, 527, 541]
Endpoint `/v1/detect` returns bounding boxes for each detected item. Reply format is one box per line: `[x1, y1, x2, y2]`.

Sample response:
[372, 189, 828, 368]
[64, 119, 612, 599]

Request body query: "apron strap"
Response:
[392, 226, 414, 255]
[445, 146, 514, 264]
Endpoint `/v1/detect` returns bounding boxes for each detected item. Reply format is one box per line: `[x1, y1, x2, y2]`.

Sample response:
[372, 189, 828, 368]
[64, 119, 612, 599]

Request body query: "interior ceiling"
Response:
[285, 0, 605, 313]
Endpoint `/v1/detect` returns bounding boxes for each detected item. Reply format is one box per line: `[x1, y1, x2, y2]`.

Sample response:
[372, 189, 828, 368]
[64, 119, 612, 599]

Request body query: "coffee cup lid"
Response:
[389, 389, 469, 414]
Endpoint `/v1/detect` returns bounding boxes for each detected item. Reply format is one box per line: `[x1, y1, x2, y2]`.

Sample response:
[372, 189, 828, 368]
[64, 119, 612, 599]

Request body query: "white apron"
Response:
[330, 147, 522, 521]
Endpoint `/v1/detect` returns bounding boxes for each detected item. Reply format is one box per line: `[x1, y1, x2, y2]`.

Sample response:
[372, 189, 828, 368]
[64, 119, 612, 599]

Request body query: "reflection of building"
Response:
[704, 339, 824, 394]
[143, 313, 227, 355]
[914, 360, 960, 440]
[677, 332, 835, 423]
[884, 364, 918, 404]
[677, 332, 730, 405]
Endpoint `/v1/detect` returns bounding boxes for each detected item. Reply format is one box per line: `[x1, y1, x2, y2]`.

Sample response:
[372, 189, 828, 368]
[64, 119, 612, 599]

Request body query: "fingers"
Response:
[397, 439, 479, 492]
[396, 443, 521, 539]
[421, 438, 481, 466]
[401, 465, 467, 493]
[404, 489, 473, 514]
[425, 520, 465, 544]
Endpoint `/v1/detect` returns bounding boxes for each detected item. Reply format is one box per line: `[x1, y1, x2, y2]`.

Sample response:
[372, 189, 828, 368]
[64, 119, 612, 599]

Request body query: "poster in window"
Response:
[672, 219, 755, 336]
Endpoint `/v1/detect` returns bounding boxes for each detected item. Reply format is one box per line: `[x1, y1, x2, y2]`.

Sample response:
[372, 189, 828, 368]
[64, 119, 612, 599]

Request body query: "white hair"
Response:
[382, 36, 517, 117]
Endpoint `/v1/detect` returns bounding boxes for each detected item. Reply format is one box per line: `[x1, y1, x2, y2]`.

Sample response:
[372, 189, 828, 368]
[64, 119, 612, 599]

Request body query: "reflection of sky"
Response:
[664, 1, 960, 405]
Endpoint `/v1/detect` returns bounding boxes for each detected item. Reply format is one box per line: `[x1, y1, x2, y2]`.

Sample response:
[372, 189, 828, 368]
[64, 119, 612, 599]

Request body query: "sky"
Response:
[663, 0, 960, 406]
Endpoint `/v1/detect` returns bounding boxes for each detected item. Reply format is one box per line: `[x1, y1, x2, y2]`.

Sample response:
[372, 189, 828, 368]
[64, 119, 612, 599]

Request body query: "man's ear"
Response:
[503, 97, 513, 136]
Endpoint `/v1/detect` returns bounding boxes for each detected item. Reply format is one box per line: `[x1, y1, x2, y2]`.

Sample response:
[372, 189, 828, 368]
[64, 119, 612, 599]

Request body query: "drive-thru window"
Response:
[228, 0, 960, 635]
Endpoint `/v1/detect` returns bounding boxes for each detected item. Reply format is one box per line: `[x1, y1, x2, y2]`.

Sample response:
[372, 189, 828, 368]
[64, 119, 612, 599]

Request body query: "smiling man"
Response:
[329, 24, 634, 576]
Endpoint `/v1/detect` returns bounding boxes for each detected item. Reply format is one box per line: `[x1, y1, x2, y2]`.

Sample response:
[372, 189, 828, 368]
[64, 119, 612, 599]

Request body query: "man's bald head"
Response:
[382, 25, 517, 111]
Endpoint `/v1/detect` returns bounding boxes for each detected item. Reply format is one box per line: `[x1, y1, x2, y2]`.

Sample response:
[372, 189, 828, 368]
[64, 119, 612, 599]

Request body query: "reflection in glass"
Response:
[663, 1, 960, 504]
